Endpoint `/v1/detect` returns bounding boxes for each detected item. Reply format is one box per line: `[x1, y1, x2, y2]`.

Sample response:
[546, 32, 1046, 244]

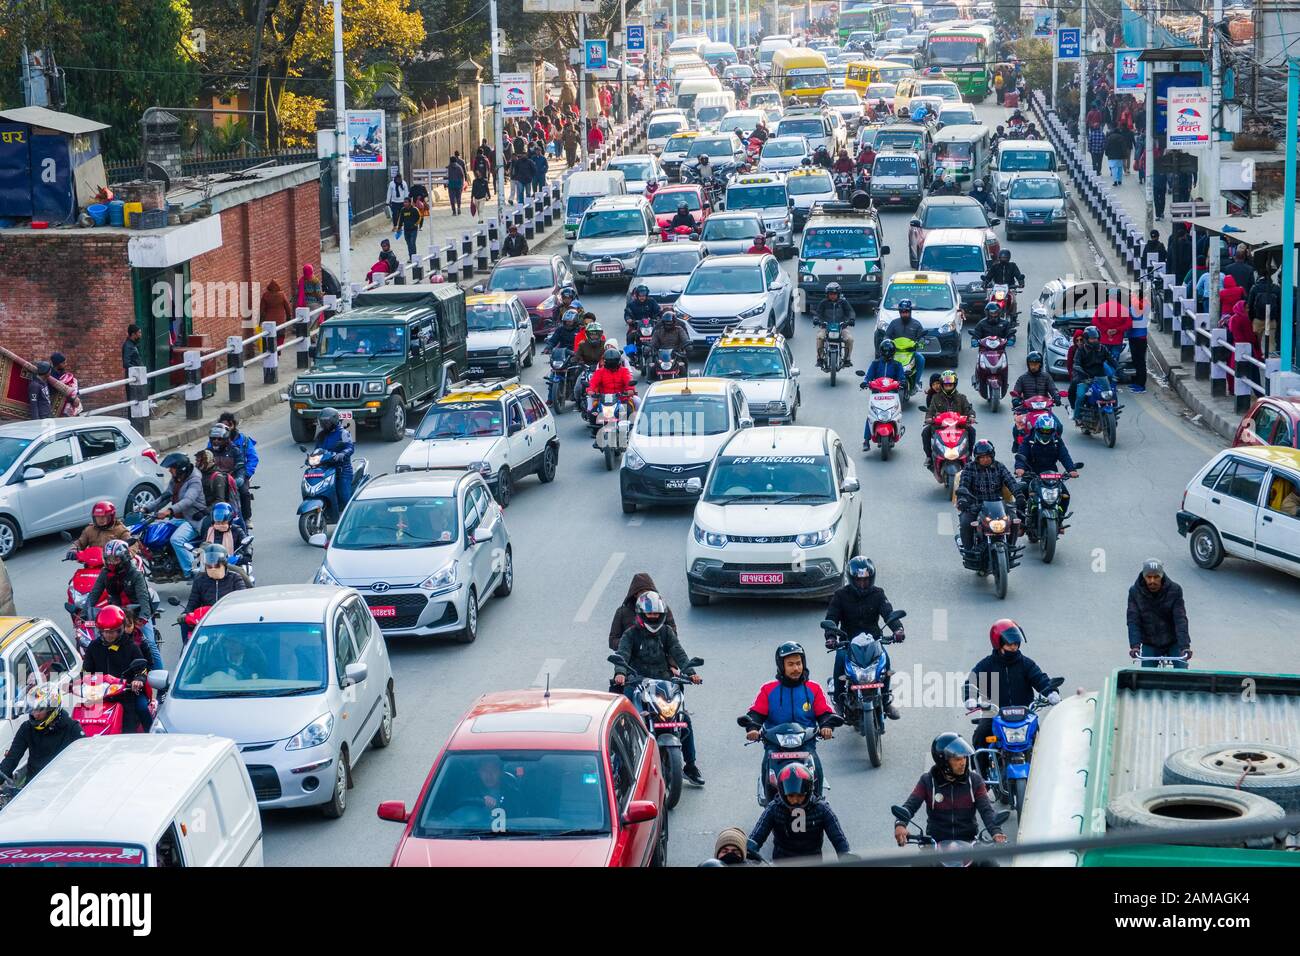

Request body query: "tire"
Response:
[622, 499, 637, 514]
[125, 484, 156, 516]
[1163, 744, 1300, 813]
[290, 412, 314, 444]
[604, 445, 616, 471]
[1013, 776, 1027, 820]
[0, 516, 17, 560]
[494, 467, 513, 507]
[1041, 517, 1057, 564]
[321, 749, 350, 819]
[688, 588, 709, 607]
[380, 396, 407, 442]
[993, 545, 1009, 599]
[1006, 228, 1016, 241]
[298, 509, 326, 544]
[880, 436, 891, 461]
[989, 389, 1000, 414]
[944, 471, 954, 496]
[1189, 524, 1225, 570]
[574, 280, 586, 295]
[554, 383, 567, 415]
[494, 546, 514, 597]
[371, 685, 395, 749]
[829, 362, 838, 387]
[538, 443, 558, 483]
[1106, 784, 1287, 849]
[455, 587, 478, 644]
[864, 706, 883, 768]
[651, 809, 669, 867]
[523, 342, 534, 368]
[1102, 412, 1117, 448]
[664, 745, 684, 810]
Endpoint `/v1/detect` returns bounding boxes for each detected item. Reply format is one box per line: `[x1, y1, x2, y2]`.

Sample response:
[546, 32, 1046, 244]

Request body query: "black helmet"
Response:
[848, 555, 875, 586]
[560, 285, 577, 300]
[160, 452, 192, 479]
[826, 282, 842, 296]
[973, 439, 995, 459]
[678, 200, 689, 211]
[998, 249, 1011, 262]
[879, 339, 897, 360]
[602, 347, 621, 370]
[1026, 350, 1043, 368]
[774, 640, 807, 677]
[984, 301, 1002, 318]
[634, 284, 649, 297]
[777, 763, 815, 805]
[897, 298, 913, 314]
[660, 311, 676, 325]
[318, 407, 342, 432]
[931, 732, 976, 772]
[1083, 325, 1100, 342]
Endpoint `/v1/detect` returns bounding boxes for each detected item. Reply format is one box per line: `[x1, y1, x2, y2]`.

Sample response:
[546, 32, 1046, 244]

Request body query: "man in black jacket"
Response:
[963, 619, 1058, 769]
[0, 685, 84, 783]
[895, 733, 1005, 851]
[955, 440, 1022, 551]
[823, 556, 904, 717]
[181, 545, 248, 641]
[501, 223, 529, 257]
[748, 763, 851, 861]
[1127, 559, 1191, 667]
[815, 282, 856, 368]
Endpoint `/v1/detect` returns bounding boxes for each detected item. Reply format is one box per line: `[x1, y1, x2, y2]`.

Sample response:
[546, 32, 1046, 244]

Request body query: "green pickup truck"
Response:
[288, 285, 467, 442]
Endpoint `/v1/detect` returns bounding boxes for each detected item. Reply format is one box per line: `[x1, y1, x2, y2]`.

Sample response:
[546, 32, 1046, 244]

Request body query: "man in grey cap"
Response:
[1126, 559, 1191, 668]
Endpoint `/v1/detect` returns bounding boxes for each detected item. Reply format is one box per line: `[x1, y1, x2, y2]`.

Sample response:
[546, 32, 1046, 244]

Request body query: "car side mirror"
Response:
[472, 284, 485, 294]
[472, 526, 494, 544]
[788, 198, 795, 208]
[840, 476, 861, 493]
[309, 533, 328, 548]
[623, 800, 659, 825]
[880, 245, 891, 255]
[147, 670, 170, 692]
[308, 344, 317, 359]
[404, 428, 416, 439]
[20, 466, 45, 482]
[738, 417, 753, 429]
[377, 800, 409, 823]
[343, 662, 368, 686]
[685, 477, 703, 493]
[790, 367, 800, 377]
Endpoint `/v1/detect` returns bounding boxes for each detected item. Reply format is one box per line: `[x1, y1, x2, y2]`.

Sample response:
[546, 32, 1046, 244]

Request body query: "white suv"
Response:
[675, 254, 796, 353]
[685, 426, 862, 605]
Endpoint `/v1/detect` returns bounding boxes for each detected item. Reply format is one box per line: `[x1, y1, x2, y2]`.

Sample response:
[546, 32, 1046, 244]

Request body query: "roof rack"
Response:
[807, 200, 877, 218]
[445, 376, 521, 394]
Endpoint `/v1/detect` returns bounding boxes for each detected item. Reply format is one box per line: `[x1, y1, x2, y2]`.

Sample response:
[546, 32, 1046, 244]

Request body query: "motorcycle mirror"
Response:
[992, 810, 1012, 827]
[886, 609, 907, 623]
[855, 368, 867, 377]
[1073, 462, 1084, 470]
[60, 530, 74, 542]
[64, 601, 77, 615]
[1047, 676, 1065, 690]
[890, 804, 913, 823]
[824, 713, 846, 728]
[990, 218, 1002, 226]
[736, 715, 753, 728]
[819, 619, 840, 631]
[297, 445, 309, 454]
[688, 657, 704, 667]
[880, 244, 891, 255]
[167, 596, 181, 607]
[129, 658, 147, 671]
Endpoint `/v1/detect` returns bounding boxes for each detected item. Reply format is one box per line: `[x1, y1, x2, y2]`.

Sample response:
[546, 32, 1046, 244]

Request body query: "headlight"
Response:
[1040, 487, 1060, 502]
[419, 561, 459, 592]
[292, 383, 312, 397]
[988, 518, 1008, 533]
[571, 251, 591, 262]
[1050, 334, 1071, 350]
[1052, 207, 1068, 219]
[314, 565, 338, 586]
[943, 447, 960, 460]
[1007, 210, 1026, 221]
[776, 732, 805, 748]
[538, 294, 557, 312]
[904, 182, 920, 190]
[692, 523, 727, 548]
[801, 273, 816, 283]
[286, 713, 335, 751]
[654, 696, 681, 718]
[1001, 724, 1029, 744]
[967, 282, 984, 292]
[795, 526, 835, 549]
[465, 460, 493, 478]
[497, 347, 514, 356]
[365, 381, 384, 394]
[768, 401, 789, 415]
[676, 310, 692, 324]
[739, 304, 766, 318]
[938, 322, 955, 334]
[624, 446, 646, 470]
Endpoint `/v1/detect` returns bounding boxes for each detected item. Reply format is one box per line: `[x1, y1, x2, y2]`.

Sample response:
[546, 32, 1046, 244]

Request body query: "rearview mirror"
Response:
[472, 284, 484, 294]
[309, 533, 328, 548]
[840, 477, 860, 493]
[624, 800, 659, 825]
[688, 657, 704, 667]
[20, 467, 45, 482]
[60, 530, 74, 542]
[738, 417, 753, 430]
[880, 244, 891, 255]
[377, 800, 409, 823]
[989, 218, 1001, 227]
[992, 810, 1012, 827]
[685, 476, 702, 493]
[147, 671, 170, 692]
[343, 662, 368, 686]
[607, 653, 628, 667]
[891, 804, 912, 823]
[167, 596, 181, 607]
[472, 526, 494, 544]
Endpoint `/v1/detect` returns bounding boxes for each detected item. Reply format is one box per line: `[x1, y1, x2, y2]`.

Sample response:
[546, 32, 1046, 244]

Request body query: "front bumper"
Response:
[802, 276, 881, 308]
[359, 587, 465, 636]
[465, 353, 519, 378]
[870, 187, 921, 207]
[573, 259, 637, 283]
[687, 557, 845, 599]
[620, 463, 709, 505]
[242, 743, 342, 809]
[1006, 214, 1068, 237]
[290, 397, 390, 422]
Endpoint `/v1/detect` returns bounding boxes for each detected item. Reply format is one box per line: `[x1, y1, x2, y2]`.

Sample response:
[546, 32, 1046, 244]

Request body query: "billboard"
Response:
[1114, 49, 1145, 91]
[500, 72, 533, 117]
[345, 109, 386, 170]
[1167, 86, 1210, 151]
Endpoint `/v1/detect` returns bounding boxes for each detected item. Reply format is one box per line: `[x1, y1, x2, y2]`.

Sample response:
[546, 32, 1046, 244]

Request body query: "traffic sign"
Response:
[626, 24, 645, 52]
[584, 39, 608, 71]
[1056, 28, 1080, 60]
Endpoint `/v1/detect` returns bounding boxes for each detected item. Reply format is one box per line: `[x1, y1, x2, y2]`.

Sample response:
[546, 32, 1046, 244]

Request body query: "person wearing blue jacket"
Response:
[861, 340, 907, 448]
[217, 412, 259, 517]
[312, 408, 355, 511]
[530, 147, 549, 196]
[1014, 417, 1079, 525]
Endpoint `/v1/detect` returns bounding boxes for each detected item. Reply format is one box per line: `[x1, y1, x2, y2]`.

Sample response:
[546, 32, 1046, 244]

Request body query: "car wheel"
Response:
[0, 516, 19, 560]
[494, 467, 513, 507]
[538, 443, 558, 483]
[455, 587, 479, 644]
[523, 342, 535, 368]
[380, 398, 407, 442]
[650, 807, 669, 867]
[1189, 524, 1225, 570]
[124, 484, 156, 517]
[321, 749, 350, 819]
[371, 684, 395, 748]
[494, 546, 514, 597]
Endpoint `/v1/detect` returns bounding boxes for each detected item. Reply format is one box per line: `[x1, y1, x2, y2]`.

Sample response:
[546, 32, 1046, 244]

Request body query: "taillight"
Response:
[142, 448, 159, 464]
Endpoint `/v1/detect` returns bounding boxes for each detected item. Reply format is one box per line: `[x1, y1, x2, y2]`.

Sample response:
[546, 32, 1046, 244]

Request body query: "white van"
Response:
[668, 35, 709, 56]
[564, 170, 626, 245]
[677, 76, 725, 114]
[0, 735, 262, 867]
[991, 139, 1059, 215]
[693, 90, 738, 129]
[757, 34, 794, 71]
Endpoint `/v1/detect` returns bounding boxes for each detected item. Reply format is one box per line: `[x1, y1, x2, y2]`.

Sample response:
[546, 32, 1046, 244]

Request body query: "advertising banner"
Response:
[345, 109, 386, 170]
[1167, 86, 1210, 151]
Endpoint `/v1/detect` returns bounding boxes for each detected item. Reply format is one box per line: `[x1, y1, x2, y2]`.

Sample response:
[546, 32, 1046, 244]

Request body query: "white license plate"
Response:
[467, 367, 484, 376]
[665, 479, 689, 490]
[739, 572, 784, 585]
[770, 751, 810, 760]
[653, 721, 688, 729]
[370, 606, 397, 618]
[850, 683, 883, 690]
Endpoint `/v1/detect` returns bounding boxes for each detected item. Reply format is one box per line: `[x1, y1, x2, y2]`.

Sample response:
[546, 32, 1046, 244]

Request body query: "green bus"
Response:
[923, 25, 994, 102]
[838, 5, 887, 40]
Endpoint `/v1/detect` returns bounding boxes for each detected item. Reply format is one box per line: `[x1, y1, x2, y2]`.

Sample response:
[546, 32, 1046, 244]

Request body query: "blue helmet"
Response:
[211, 502, 235, 523]
[1032, 416, 1058, 442]
[1083, 325, 1100, 342]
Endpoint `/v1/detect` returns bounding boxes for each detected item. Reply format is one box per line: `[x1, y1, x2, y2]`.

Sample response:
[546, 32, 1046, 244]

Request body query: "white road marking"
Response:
[931, 608, 949, 642]
[531, 658, 566, 688]
[574, 551, 625, 623]
[937, 512, 953, 536]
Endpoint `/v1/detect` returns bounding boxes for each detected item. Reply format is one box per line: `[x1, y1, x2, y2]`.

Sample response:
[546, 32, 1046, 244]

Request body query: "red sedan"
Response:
[484, 254, 574, 338]
[378, 689, 668, 867]
[907, 195, 1000, 269]
[1233, 396, 1300, 449]
[648, 183, 711, 232]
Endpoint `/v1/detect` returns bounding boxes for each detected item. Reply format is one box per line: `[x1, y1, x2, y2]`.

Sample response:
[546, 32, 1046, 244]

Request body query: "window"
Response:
[155, 825, 186, 868]
[1277, 418, 1295, 448]
[1266, 473, 1300, 518]
[469, 485, 493, 528]
[332, 609, 358, 682]
[76, 428, 127, 461]
[25, 437, 75, 474]
[763, 258, 780, 288]
[8, 649, 34, 711]
[342, 599, 373, 653]
[1215, 459, 1268, 505]
[27, 631, 74, 680]
[1251, 405, 1281, 444]
[507, 399, 525, 432]
[607, 726, 635, 808]
[615, 714, 648, 768]
[462, 486, 483, 539]
[835, 443, 850, 486]
[522, 393, 546, 425]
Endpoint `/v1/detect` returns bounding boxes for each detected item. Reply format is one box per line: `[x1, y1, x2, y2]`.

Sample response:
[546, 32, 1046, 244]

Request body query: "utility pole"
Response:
[1077, 0, 1086, 140]
[1050, 0, 1058, 107]
[1144, 0, 1156, 236]
[490, 0, 506, 227]
[672, 0, 678, 41]
[1208, 0, 1223, 329]
[579, 13, 589, 167]
[746, 0, 751, 46]
[332, 0, 351, 305]
[1281, 58, 1298, 374]
[620, 0, 628, 123]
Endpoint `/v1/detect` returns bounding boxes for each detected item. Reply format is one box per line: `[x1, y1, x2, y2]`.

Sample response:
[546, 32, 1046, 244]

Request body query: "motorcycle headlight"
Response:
[693, 523, 727, 548]
[419, 561, 459, 592]
[739, 304, 766, 319]
[365, 381, 384, 394]
[292, 382, 312, 397]
[943, 447, 960, 460]
[987, 518, 1008, 533]
[776, 732, 805, 748]
[795, 525, 835, 549]
[624, 446, 647, 470]
[1001, 724, 1029, 744]
[286, 713, 334, 751]
[848, 662, 871, 681]
[654, 695, 681, 718]
[314, 565, 338, 586]
[1040, 487, 1060, 502]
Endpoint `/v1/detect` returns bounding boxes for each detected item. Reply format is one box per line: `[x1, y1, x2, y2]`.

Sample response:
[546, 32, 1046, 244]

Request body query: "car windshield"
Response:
[696, 106, 728, 124]
[802, 226, 879, 259]
[726, 65, 753, 77]
[704, 347, 787, 379]
[565, 195, 600, 218]
[0, 437, 33, 475]
[652, 191, 702, 215]
[688, 137, 735, 157]
[331, 496, 459, 549]
[924, 203, 988, 228]
[1010, 178, 1064, 199]
[467, 304, 516, 331]
[579, 210, 646, 239]
[919, 244, 984, 273]
[704, 454, 835, 502]
[935, 141, 973, 161]
[762, 139, 806, 158]
[750, 93, 779, 107]
[1000, 149, 1055, 172]
[786, 172, 834, 195]
[867, 84, 897, 100]
[885, 282, 954, 310]
[664, 135, 696, 154]
[919, 83, 960, 100]
[876, 65, 910, 82]
[822, 92, 859, 106]
[727, 185, 787, 209]
[927, 38, 982, 65]
[411, 750, 610, 839]
[647, 120, 684, 139]
[875, 130, 923, 150]
[611, 160, 653, 181]
[786, 71, 831, 90]
[719, 114, 759, 132]
[637, 394, 732, 435]
[940, 108, 976, 125]
[172, 622, 327, 699]
[637, 249, 700, 276]
[317, 323, 405, 357]
[874, 155, 919, 176]
[414, 401, 505, 439]
[702, 217, 761, 241]
[685, 264, 764, 294]
[777, 119, 824, 138]
[488, 264, 553, 291]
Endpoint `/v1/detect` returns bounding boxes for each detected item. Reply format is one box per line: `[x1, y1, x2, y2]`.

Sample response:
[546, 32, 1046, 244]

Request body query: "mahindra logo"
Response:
[371, 582, 391, 593]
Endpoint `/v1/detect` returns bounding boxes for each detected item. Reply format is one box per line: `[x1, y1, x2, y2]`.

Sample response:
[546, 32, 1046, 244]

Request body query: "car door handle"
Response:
[116, 457, 132, 464]
[62, 473, 78, 479]
[1263, 514, 1273, 523]
[1211, 496, 1221, 504]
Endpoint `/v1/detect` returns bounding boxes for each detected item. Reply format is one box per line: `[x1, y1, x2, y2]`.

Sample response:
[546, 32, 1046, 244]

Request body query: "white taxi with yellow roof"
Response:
[395, 378, 558, 506]
[620, 377, 752, 513]
[724, 172, 795, 256]
[661, 129, 701, 181]
[1, 617, 81, 776]
[785, 165, 837, 230]
[873, 269, 964, 363]
[701, 330, 802, 426]
[465, 293, 535, 379]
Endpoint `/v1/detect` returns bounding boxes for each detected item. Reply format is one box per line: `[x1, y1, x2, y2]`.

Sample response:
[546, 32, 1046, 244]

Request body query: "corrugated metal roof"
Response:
[0, 106, 108, 135]
[1109, 671, 1300, 798]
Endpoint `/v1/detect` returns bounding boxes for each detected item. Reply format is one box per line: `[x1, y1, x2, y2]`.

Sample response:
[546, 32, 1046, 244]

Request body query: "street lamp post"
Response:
[332, 0, 350, 305]
[490, 0, 506, 226]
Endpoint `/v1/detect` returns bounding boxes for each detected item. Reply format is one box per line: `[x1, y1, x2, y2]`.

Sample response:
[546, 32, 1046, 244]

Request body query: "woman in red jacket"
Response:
[587, 347, 636, 400]
[1220, 274, 1244, 316]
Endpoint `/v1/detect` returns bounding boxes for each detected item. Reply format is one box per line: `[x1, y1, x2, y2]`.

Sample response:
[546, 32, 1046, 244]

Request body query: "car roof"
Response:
[655, 183, 702, 195]
[203, 584, 349, 624]
[494, 255, 555, 267]
[610, 153, 653, 163]
[722, 425, 832, 456]
[922, 195, 981, 207]
[0, 416, 133, 440]
[920, 228, 989, 246]
[641, 241, 701, 256]
[707, 211, 764, 222]
[998, 139, 1054, 149]
[697, 250, 764, 264]
[466, 293, 519, 307]
[889, 270, 954, 284]
[360, 470, 471, 499]
[437, 378, 528, 403]
[717, 330, 784, 348]
[645, 377, 730, 396]
[589, 195, 649, 210]
[1216, 445, 1300, 471]
[0, 617, 42, 653]
[448, 689, 622, 750]
[1008, 170, 1061, 180]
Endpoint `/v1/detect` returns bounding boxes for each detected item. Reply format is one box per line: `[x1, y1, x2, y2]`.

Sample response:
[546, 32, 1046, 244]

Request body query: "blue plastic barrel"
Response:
[87, 203, 108, 226]
[108, 200, 125, 226]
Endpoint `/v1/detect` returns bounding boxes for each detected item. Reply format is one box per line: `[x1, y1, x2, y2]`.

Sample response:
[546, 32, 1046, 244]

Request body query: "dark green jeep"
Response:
[289, 285, 468, 442]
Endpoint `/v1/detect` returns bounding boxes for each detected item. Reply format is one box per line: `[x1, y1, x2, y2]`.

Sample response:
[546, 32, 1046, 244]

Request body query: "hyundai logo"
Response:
[371, 582, 391, 593]
[669, 465, 684, 473]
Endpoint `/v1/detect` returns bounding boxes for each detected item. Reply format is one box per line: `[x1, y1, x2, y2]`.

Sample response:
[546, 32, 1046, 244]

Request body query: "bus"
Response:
[924, 25, 994, 101]
[770, 48, 832, 103]
[926, 1, 970, 24]
[886, 2, 921, 31]
[838, 4, 888, 39]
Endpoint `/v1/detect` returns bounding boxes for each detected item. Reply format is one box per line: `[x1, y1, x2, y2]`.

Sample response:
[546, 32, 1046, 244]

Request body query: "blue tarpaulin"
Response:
[1121, 3, 1198, 50]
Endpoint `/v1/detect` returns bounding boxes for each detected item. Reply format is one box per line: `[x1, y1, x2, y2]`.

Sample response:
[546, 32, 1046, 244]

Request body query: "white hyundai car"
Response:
[674, 254, 796, 353]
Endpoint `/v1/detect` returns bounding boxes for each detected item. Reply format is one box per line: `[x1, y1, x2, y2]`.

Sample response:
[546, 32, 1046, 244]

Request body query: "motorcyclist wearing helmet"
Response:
[739, 642, 839, 792]
[649, 310, 690, 377]
[67, 500, 134, 556]
[0, 684, 84, 783]
[1014, 416, 1078, 527]
[144, 452, 206, 579]
[183, 544, 248, 636]
[971, 301, 1015, 345]
[832, 147, 856, 175]
[574, 321, 609, 366]
[217, 412, 258, 520]
[955, 440, 1023, 552]
[963, 621, 1059, 773]
[205, 421, 247, 492]
[85, 538, 162, 670]
[199, 502, 250, 583]
[931, 168, 960, 195]
[745, 231, 774, 255]
[971, 177, 996, 213]
[986, 248, 1025, 290]
[586, 346, 638, 414]
[864, 339, 906, 385]
[613, 591, 704, 785]
[624, 284, 663, 341]
[921, 370, 976, 463]
[1071, 324, 1117, 421]
[692, 153, 713, 184]
[751, 120, 770, 144]
[815, 282, 856, 369]
[544, 307, 581, 355]
[1011, 351, 1058, 409]
[83, 604, 153, 732]
[669, 200, 698, 231]
[310, 407, 356, 509]
[824, 557, 905, 718]
[747, 763, 851, 862]
[550, 286, 579, 332]
[813, 144, 833, 170]
[194, 448, 240, 515]
[894, 732, 1006, 849]
[882, 298, 927, 382]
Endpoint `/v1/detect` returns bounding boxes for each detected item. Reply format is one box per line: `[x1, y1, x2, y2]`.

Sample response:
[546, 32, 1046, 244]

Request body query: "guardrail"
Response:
[1026, 91, 1299, 413]
[74, 110, 650, 437]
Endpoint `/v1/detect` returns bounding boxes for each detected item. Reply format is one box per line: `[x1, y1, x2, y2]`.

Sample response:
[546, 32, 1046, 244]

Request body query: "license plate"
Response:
[467, 367, 484, 376]
[665, 479, 689, 490]
[653, 721, 688, 729]
[706, 335, 719, 345]
[370, 606, 397, 618]
[851, 683, 884, 690]
[770, 751, 810, 760]
[594, 263, 620, 274]
[304, 471, 326, 479]
[739, 572, 784, 585]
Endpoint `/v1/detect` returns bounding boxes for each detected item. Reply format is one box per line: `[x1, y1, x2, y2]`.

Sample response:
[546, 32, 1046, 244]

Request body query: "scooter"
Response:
[609, 653, 704, 811]
[659, 224, 699, 243]
[834, 170, 854, 200]
[818, 319, 848, 386]
[957, 499, 1024, 600]
[743, 713, 845, 807]
[296, 446, 371, 543]
[857, 372, 903, 460]
[971, 335, 1009, 412]
[592, 392, 635, 471]
[1075, 375, 1123, 448]
[1011, 393, 1063, 451]
[890, 335, 928, 404]
[69, 663, 150, 737]
[167, 595, 213, 645]
[62, 545, 110, 651]
[822, 611, 905, 769]
[634, 317, 657, 378]
[892, 803, 1011, 866]
[986, 281, 1022, 323]
[969, 676, 1064, 819]
[929, 411, 972, 495]
[1022, 465, 1082, 564]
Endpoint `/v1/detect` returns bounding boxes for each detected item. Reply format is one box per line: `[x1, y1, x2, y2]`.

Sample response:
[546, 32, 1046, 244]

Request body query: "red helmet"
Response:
[989, 619, 1027, 651]
[92, 500, 116, 524]
[95, 604, 127, 631]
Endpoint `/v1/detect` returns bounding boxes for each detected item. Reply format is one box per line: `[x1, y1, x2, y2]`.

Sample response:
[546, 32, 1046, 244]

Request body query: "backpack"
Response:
[1253, 283, 1282, 323]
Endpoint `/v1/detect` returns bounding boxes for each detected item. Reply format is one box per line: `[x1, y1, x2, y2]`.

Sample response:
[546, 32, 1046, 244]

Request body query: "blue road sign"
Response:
[585, 40, 608, 70]
[627, 25, 645, 52]
[1057, 28, 1081, 60]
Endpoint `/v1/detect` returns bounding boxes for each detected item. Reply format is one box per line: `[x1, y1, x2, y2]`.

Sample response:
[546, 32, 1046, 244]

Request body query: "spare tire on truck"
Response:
[1106, 785, 1286, 850]
[1162, 743, 1300, 813]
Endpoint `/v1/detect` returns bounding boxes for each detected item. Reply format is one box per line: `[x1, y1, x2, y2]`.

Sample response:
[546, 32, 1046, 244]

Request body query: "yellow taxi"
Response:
[1, 617, 81, 776]
[465, 293, 535, 379]
[701, 330, 802, 425]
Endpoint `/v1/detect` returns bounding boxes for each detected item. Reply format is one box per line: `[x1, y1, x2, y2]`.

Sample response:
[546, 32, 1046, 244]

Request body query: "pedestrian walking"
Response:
[1127, 296, 1149, 393]
[387, 172, 410, 236]
[531, 146, 549, 198]
[398, 196, 422, 259]
[50, 352, 81, 416]
[510, 152, 532, 205]
[297, 263, 324, 313]
[562, 122, 579, 166]
[470, 166, 490, 218]
[259, 278, 292, 326]
[448, 150, 467, 216]
[1086, 121, 1106, 176]
[1104, 126, 1132, 186]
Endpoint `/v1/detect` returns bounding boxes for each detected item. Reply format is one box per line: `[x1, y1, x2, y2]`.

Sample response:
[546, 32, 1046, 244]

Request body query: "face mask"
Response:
[206, 566, 226, 579]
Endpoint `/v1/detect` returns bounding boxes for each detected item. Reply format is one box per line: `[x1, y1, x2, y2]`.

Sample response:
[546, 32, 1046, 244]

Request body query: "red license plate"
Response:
[593, 263, 621, 274]
[370, 606, 397, 618]
[850, 683, 884, 690]
[653, 721, 688, 729]
[770, 751, 810, 759]
[739, 572, 784, 585]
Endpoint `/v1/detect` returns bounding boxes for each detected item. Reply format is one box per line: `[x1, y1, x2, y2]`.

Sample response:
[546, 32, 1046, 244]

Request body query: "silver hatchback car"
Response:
[0, 417, 165, 560]
[149, 584, 396, 819]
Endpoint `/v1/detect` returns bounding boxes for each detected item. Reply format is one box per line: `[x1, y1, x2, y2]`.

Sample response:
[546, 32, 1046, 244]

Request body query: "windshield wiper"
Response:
[260, 686, 322, 697]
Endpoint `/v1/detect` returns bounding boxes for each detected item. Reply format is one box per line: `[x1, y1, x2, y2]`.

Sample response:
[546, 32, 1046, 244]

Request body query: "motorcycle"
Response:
[957, 499, 1024, 600]
[609, 653, 704, 810]
[546, 347, 578, 414]
[1075, 375, 1123, 448]
[969, 676, 1064, 819]
[743, 713, 845, 807]
[123, 513, 190, 584]
[634, 318, 657, 378]
[61, 544, 160, 652]
[1023, 465, 1082, 564]
[168, 595, 213, 645]
[818, 319, 848, 385]
[296, 445, 371, 543]
[651, 348, 686, 382]
[890, 336, 927, 404]
[592, 392, 635, 471]
[834, 170, 854, 200]
[856, 372, 903, 460]
[892, 803, 1011, 867]
[1011, 393, 1062, 451]
[659, 224, 699, 243]
[822, 611, 905, 768]
[928, 411, 972, 495]
[971, 335, 1009, 412]
[986, 281, 1021, 323]
[69, 663, 151, 737]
